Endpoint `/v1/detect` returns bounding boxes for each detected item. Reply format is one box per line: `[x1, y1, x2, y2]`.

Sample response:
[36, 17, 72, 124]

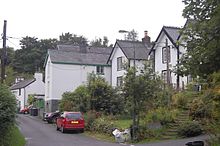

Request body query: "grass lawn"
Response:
[113, 119, 132, 129]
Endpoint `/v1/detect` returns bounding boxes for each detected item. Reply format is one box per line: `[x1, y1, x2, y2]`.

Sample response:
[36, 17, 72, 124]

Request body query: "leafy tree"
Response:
[87, 73, 115, 114]
[126, 29, 138, 41]
[179, 0, 220, 78]
[13, 37, 57, 74]
[90, 36, 109, 47]
[0, 84, 16, 145]
[59, 32, 88, 46]
[123, 62, 161, 140]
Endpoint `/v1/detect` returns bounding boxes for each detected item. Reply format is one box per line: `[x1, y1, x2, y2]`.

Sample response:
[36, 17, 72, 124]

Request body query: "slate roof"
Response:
[114, 40, 151, 60]
[48, 49, 110, 66]
[10, 79, 36, 90]
[163, 26, 180, 44]
[57, 45, 112, 55]
[150, 26, 181, 54]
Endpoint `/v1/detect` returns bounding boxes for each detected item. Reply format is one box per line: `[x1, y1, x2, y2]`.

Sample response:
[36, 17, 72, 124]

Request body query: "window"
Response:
[117, 76, 123, 87]
[162, 70, 172, 84]
[96, 66, 104, 75]
[19, 89, 21, 96]
[117, 57, 123, 71]
[162, 46, 171, 63]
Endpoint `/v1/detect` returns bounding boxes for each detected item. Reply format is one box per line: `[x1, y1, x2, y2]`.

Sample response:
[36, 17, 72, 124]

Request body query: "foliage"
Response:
[125, 29, 138, 41]
[189, 92, 215, 120]
[27, 95, 35, 105]
[13, 37, 57, 74]
[85, 113, 115, 135]
[145, 107, 179, 125]
[172, 91, 198, 109]
[0, 125, 26, 146]
[59, 74, 123, 115]
[122, 62, 162, 139]
[90, 36, 109, 47]
[179, 0, 220, 77]
[136, 125, 164, 141]
[0, 84, 16, 144]
[87, 73, 123, 114]
[59, 91, 75, 111]
[177, 121, 203, 137]
[59, 32, 88, 46]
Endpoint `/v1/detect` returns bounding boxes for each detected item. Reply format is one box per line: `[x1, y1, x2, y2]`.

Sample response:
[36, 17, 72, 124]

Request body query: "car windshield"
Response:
[65, 113, 82, 120]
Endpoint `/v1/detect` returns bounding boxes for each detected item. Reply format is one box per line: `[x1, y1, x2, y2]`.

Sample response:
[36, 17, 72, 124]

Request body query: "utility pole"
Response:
[1, 20, 7, 84]
[166, 38, 170, 86]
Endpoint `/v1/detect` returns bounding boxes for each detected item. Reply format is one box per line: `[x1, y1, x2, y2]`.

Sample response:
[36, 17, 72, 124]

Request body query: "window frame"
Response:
[117, 57, 123, 71]
[162, 46, 171, 64]
[96, 66, 104, 75]
[117, 76, 123, 87]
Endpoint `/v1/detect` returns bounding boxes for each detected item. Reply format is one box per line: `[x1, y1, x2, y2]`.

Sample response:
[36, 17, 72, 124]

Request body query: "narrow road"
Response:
[17, 114, 120, 146]
[17, 114, 208, 146]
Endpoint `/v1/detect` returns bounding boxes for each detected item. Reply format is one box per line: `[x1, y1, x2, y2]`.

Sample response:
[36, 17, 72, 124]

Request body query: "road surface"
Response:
[17, 114, 208, 146]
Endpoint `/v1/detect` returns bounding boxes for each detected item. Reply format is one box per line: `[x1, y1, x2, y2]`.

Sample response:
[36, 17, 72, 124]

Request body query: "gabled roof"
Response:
[44, 45, 113, 67]
[150, 26, 181, 54]
[10, 79, 36, 90]
[48, 49, 111, 66]
[108, 40, 151, 62]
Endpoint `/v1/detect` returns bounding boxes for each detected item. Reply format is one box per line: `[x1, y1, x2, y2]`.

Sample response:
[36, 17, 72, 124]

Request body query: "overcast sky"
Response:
[0, 0, 186, 49]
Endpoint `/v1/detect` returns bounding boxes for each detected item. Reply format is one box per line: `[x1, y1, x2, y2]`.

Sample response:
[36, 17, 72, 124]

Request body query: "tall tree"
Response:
[90, 36, 109, 47]
[59, 32, 88, 46]
[123, 62, 161, 140]
[126, 29, 138, 41]
[13, 37, 57, 74]
[179, 0, 220, 78]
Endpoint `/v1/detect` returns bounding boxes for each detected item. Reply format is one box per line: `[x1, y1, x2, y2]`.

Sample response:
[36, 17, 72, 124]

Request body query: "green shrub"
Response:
[189, 97, 213, 119]
[145, 108, 179, 125]
[0, 125, 26, 146]
[172, 91, 198, 109]
[0, 84, 16, 135]
[0, 84, 16, 145]
[177, 121, 203, 137]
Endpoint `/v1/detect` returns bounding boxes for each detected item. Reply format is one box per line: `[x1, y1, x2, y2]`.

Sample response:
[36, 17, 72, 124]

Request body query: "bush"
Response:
[177, 121, 203, 137]
[145, 108, 179, 125]
[0, 84, 17, 145]
[172, 91, 198, 109]
[189, 97, 213, 120]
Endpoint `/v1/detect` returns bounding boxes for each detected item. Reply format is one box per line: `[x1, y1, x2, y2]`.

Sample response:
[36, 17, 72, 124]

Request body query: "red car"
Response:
[20, 107, 29, 114]
[56, 112, 84, 133]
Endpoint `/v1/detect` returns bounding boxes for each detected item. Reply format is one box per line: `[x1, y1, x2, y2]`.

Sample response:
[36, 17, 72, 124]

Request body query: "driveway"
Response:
[17, 114, 208, 146]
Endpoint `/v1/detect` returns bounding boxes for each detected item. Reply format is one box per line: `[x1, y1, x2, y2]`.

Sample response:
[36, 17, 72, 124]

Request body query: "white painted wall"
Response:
[11, 73, 45, 110]
[154, 31, 187, 89]
[111, 44, 127, 87]
[45, 57, 111, 101]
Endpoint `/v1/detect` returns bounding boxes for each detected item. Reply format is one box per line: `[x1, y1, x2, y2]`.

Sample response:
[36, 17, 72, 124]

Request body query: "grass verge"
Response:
[6, 125, 26, 146]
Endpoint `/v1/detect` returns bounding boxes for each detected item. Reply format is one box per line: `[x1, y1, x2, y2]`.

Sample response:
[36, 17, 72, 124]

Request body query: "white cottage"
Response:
[44, 45, 112, 112]
[150, 26, 188, 90]
[10, 73, 45, 110]
[108, 40, 151, 87]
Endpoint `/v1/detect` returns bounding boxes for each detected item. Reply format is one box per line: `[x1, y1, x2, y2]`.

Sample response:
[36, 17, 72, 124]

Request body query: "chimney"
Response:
[34, 73, 43, 81]
[142, 30, 151, 45]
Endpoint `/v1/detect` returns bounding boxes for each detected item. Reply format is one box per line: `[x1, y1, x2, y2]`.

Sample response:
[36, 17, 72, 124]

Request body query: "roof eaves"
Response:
[107, 42, 117, 64]
[116, 41, 130, 59]
[163, 27, 178, 48]
[11, 79, 36, 90]
[52, 61, 111, 67]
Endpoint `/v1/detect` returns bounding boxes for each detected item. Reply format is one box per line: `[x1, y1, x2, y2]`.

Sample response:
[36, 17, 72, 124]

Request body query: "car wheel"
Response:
[80, 129, 84, 133]
[61, 126, 65, 133]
